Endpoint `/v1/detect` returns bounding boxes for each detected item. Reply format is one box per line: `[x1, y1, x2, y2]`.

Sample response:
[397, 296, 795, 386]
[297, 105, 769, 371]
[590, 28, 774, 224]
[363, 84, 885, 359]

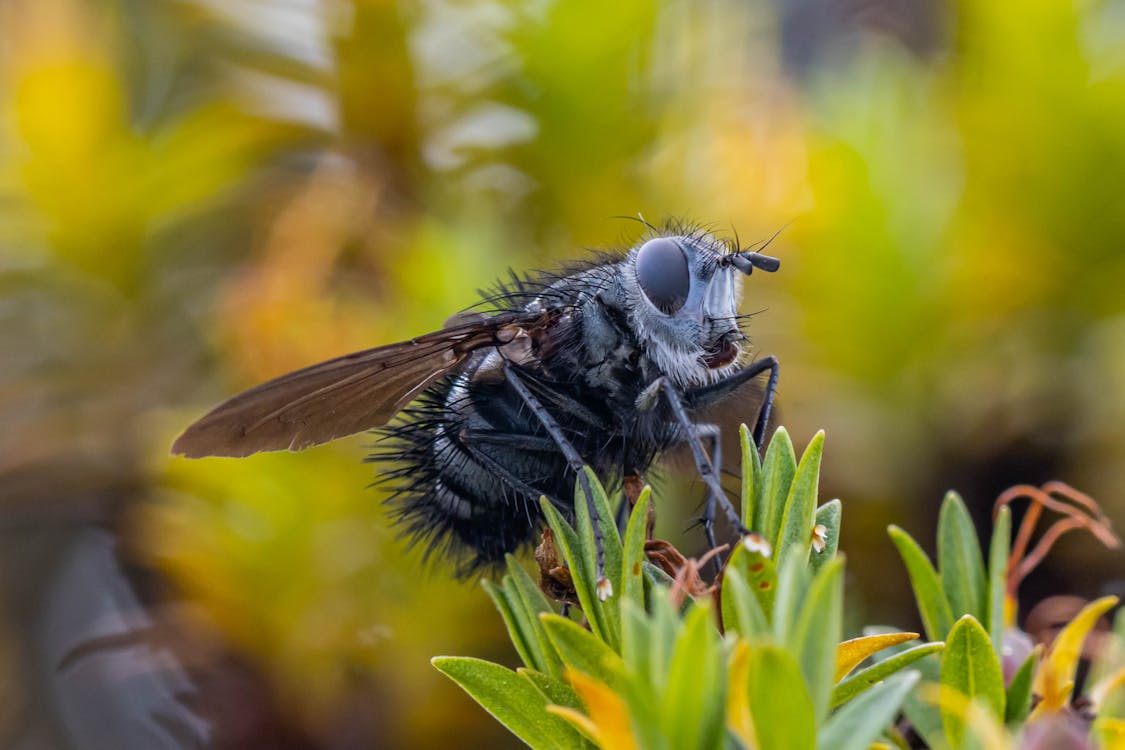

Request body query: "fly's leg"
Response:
[691, 423, 725, 571]
[503, 365, 614, 601]
[684, 354, 779, 451]
[639, 377, 763, 569]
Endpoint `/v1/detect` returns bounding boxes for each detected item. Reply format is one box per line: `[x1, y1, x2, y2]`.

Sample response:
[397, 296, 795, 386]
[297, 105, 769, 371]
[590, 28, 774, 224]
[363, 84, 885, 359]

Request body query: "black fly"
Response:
[172, 222, 781, 599]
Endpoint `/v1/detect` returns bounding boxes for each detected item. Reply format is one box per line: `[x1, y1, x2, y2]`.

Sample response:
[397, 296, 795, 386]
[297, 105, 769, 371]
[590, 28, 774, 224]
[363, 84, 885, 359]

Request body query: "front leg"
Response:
[685, 354, 779, 450]
[689, 423, 723, 549]
[637, 377, 751, 547]
[503, 365, 613, 601]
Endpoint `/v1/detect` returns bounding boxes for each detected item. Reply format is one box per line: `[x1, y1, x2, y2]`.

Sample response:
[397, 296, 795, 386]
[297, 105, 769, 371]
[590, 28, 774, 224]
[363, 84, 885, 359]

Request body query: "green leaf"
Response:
[987, 507, 1011, 655]
[572, 468, 623, 650]
[938, 492, 987, 622]
[758, 427, 797, 548]
[901, 653, 950, 750]
[621, 485, 651, 611]
[721, 566, 769, 639]
[483, 580, 540, 672]
[739, 423, 761, 527]
[832, 642, 945, 708]
[772, 546, 809, 645]
[889, 525, 955, 641]
[791, 556, 844, 724]
[776, 430, 825, 573]
[432, 656, 582, 750]
[519, 668, 583, 712]
[810, 499, 842, 575]
[723, 541, 778, 621]
[505, 555, 564, 677]
[643, 560, 675, 587]
[620, 598, 651, 681]
[539, 498, 610, 645]
[940, 615, 1005, 749]
[540, 613, 628, 694]
[817, 671, 921, 750]
[745, 645, 817, 750]
[1004, 647, 1038, 725]
[661, 604, 726, 750]
[646, 587, 683, 695]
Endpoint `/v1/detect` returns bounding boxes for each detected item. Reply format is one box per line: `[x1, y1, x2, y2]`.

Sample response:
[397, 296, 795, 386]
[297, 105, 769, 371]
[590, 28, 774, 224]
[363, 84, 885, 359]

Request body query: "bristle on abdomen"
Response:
[370, 379, 542, 575]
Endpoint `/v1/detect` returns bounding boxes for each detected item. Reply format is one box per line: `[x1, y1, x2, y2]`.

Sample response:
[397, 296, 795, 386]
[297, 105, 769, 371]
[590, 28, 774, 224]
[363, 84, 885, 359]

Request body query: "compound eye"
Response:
[635, 238, 690, 314]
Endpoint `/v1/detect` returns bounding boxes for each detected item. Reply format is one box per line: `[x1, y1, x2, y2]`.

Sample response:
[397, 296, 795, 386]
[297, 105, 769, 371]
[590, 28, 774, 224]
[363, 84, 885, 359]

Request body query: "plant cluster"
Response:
[434, 427, 1124, 749]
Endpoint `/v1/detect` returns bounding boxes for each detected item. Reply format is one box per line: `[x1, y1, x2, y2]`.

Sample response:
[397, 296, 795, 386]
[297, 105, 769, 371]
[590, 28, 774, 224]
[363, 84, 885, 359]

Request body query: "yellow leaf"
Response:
[835, 632, 920, 682]
[919, 684, 1012, 750]
[1094, 718, 1125, 750]
[726, 641, 757, 748]
[554, 668, 639, 750]
[1031, 595, 1119, 718]
[546, 706, 601, 744]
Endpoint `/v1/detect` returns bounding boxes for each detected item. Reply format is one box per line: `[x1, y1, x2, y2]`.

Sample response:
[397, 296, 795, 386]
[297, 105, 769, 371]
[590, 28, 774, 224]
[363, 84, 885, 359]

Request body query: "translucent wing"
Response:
[172, 313, 539, 458]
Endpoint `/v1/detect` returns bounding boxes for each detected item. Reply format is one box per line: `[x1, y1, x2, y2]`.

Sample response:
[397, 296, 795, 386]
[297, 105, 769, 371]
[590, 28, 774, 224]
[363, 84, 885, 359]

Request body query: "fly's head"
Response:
[622, 229, 780, 388]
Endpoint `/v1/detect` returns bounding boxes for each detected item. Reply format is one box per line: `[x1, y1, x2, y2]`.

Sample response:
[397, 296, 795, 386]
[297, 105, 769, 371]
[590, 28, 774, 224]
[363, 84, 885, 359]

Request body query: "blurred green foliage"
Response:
[1, 0, 1123, 746]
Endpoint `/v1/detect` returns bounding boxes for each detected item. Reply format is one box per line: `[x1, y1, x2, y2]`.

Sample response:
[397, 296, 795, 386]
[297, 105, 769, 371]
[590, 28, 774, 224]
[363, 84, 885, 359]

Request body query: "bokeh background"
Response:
[1, 0, 1123, 747]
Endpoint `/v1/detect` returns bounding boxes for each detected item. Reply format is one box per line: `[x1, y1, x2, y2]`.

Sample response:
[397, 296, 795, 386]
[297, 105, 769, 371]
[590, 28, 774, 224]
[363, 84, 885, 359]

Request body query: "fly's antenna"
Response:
[730, 252, 781, 275]
[729, 222, 789, 275]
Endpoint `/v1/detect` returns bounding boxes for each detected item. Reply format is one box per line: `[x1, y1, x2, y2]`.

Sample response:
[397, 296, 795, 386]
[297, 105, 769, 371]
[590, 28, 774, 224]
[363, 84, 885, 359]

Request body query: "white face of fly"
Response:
[622, 231, 749, 389]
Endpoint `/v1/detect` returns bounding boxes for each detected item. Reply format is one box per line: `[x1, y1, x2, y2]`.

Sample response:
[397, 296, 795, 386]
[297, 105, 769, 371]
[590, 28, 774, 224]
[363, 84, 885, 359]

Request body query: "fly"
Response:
[173, 222, 782, 599]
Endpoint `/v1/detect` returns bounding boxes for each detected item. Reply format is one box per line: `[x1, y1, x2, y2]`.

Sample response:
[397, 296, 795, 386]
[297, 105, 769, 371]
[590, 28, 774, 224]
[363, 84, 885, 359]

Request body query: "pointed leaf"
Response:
[483, 580, 540, 672]
[772, 546, 809, 645]
[776, 431, 825, 573]
[727, 641, 755, 748]
[721, 566, 769, 639]
[889, 525, 955, 641]
[1032, 595, 1119, 717]
[620, 597, 650, 680]
[745, 645, 817, 750]
[540, 613, 628, 694]
[506, 555, 564, 676]
[833, 642, 945, 708]
[540, 498, 610, 645]
[987, 507, 1011, 654]
[818, 671, 921, 750]
[520, 668, 584, 712]
[810, 499, 842, 575]
[645, 587, 683, 695]
[758, 427, 797, 548]
[572, 469, 622, 650]
[433, 656, 582, 750]
[941, 615, 1005, 748]
[549, 669, 639, 750]
[723, 539, 777, 620]
[836, 632, 921, 682]
[938, 492, 987, 622]
[660, 604, 726, 750]
[1004, 647, 1038, 725]
[902, 653, 950, 750]
[739, 423, 761, 528]
[621, 486, 651, 610]
[791, 555, 844, 723]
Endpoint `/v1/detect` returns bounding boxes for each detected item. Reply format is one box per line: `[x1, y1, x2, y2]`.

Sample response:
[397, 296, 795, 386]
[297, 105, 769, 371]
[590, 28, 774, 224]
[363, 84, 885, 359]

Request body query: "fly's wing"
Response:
[172, 313, 539, 458]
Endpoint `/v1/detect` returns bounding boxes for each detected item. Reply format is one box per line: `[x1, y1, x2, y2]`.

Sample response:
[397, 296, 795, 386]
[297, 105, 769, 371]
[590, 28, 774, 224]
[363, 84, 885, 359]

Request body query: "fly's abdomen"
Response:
[372, 372, 562, 574]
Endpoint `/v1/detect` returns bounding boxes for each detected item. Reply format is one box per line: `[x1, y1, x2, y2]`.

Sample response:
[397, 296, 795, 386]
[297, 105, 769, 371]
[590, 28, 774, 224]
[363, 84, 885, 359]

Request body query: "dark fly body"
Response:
[173, 223, 781, 598]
